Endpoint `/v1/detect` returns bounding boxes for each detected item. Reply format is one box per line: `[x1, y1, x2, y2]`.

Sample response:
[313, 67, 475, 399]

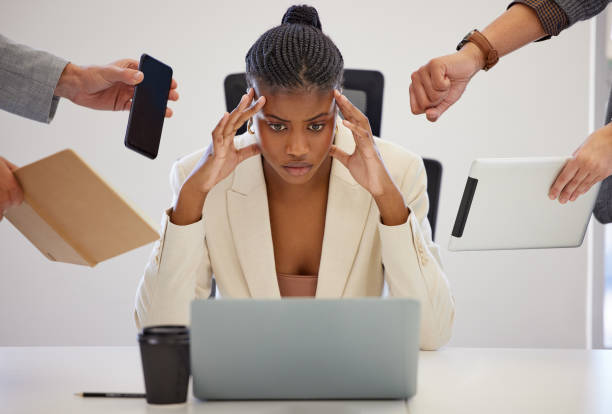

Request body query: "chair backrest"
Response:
[422, 159, 442, 240]
[223, 70, 441, 240]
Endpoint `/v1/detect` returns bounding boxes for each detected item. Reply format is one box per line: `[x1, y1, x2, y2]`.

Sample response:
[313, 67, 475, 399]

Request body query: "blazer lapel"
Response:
[226, 125, 372, 299]
[316, 124, 373, 298]
[227, 154, 280, 298]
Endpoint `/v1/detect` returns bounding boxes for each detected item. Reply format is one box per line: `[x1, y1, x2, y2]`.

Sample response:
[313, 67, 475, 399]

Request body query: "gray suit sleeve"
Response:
[594, 176, 612, 223]
[554, 0, 611, 26]
[593, 87, 612, 224]
[0, 34, 68, 123]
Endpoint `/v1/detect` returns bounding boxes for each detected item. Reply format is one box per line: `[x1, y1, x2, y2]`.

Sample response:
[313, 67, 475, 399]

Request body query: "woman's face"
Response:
[252, 83, 337, 185]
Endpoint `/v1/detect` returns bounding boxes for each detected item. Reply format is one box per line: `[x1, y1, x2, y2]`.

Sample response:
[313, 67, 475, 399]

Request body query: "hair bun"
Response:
[281, 5, 322, 30]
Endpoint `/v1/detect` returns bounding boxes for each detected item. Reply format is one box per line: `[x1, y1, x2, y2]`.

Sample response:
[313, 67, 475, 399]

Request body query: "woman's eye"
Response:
[308, 124, 325, 132]
[268, 123, 287, 132]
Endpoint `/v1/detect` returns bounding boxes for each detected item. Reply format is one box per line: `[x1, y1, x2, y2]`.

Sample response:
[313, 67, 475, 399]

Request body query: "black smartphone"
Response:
[124, 54, 173, 159]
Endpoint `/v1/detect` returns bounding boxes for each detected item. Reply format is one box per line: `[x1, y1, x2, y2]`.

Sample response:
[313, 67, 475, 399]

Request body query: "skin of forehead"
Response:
[253, 83, 337, 122]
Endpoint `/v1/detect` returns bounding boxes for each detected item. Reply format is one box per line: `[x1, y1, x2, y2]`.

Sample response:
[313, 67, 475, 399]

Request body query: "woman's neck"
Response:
[263, 155, 332, 200]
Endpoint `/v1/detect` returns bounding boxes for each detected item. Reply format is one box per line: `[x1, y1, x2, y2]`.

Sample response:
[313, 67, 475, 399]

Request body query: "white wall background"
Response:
[0, 0, 595, 347]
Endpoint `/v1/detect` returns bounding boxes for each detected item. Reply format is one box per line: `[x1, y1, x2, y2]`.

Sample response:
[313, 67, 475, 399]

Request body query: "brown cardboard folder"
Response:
[5, 149, 159, 266]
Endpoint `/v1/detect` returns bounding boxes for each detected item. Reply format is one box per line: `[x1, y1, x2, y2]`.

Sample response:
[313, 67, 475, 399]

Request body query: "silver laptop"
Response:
[190, 298, 420, 400]
[449, 157, 600, 251]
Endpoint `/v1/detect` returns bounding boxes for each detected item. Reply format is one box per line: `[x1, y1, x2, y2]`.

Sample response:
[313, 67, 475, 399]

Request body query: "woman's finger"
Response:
[212, 112, 230, 145]
[170, 78, 178, 90]
[337, 92, 363, 124]
[234, 96, 266, 132]
[334, 90, 368, 127]
[342, 119, 371, 147]
[236, 143, 261, 164]
[164, 107, 173, 118]
[329, 145, 351, 168]
[223, 94, 248, 137]
[223, 92, 253, 137]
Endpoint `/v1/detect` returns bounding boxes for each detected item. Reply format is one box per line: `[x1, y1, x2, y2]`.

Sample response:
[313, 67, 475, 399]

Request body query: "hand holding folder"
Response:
[0, 156, 23, 220]
[4, 149, 158, 266]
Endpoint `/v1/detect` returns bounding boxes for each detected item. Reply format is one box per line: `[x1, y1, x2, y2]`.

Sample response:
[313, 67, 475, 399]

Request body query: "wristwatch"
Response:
[456, 29, 499, 71]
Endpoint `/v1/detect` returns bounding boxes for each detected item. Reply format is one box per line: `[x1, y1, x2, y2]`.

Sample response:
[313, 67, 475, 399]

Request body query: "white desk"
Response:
[1, 347, 611, 414]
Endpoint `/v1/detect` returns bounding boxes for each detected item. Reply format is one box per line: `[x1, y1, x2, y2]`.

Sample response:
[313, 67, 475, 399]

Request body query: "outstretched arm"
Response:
[0, 34, 178, 123]
[409, 3, 549, 122]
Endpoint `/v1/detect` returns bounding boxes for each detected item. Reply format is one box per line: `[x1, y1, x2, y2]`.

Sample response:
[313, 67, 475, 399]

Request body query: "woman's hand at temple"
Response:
[329, 90, 409, 226]
[171, 88, 265, 225]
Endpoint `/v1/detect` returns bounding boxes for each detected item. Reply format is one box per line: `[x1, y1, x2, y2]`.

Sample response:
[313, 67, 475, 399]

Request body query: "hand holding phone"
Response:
[124, 54, 173, 159]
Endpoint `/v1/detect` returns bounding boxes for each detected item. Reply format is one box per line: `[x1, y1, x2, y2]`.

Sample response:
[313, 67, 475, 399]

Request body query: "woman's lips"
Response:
[283, 163, 313, 177]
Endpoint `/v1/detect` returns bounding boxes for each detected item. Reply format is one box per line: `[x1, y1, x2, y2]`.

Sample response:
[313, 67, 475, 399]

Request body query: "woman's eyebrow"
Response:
[263, 111, 332, 122]
[264, 114, 290, 122]
[304, 112, 332, 122]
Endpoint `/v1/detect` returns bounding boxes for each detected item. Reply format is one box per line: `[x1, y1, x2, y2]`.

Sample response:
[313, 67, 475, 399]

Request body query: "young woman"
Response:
[135, 5, 454, 350]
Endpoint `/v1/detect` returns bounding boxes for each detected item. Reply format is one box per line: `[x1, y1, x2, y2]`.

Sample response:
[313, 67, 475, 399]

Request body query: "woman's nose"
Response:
[285, 132, 309, 158]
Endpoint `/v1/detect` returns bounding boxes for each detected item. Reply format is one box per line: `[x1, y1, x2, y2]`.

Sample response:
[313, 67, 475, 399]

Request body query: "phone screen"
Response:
[124, 54, 172, 159]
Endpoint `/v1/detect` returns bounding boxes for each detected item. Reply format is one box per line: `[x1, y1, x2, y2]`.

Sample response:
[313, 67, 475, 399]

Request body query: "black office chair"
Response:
[422, 159, 442, 240]
[223, 70, 442, 240]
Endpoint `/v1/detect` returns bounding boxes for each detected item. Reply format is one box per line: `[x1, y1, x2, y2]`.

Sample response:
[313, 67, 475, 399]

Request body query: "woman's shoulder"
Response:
[374, 137, 425, 180]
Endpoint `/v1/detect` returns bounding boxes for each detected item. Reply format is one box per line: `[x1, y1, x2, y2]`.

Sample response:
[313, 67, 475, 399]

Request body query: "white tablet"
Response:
[448, 157, 600, 251]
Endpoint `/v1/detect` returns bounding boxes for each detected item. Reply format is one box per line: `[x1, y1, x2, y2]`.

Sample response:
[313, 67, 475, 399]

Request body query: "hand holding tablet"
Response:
[449, 157, 600, 251]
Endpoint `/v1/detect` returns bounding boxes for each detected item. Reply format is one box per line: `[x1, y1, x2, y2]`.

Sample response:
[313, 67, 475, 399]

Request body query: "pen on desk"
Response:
[74, 392, 146, 398]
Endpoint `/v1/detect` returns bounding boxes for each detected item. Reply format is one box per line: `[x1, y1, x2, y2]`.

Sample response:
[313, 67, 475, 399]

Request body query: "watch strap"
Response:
[466, 29, 498, 71]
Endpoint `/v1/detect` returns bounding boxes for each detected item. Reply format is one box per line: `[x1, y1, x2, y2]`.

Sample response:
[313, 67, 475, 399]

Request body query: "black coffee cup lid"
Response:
[142, 325, 189, 336]
[139, 325, 189, 344]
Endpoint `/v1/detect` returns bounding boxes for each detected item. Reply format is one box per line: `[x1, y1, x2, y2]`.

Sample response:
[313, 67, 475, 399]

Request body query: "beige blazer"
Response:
[135, 122, 455, 350]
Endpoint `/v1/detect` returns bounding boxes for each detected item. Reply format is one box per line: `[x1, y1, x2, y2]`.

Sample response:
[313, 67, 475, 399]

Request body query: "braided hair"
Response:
[245, 5, 344, 92]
